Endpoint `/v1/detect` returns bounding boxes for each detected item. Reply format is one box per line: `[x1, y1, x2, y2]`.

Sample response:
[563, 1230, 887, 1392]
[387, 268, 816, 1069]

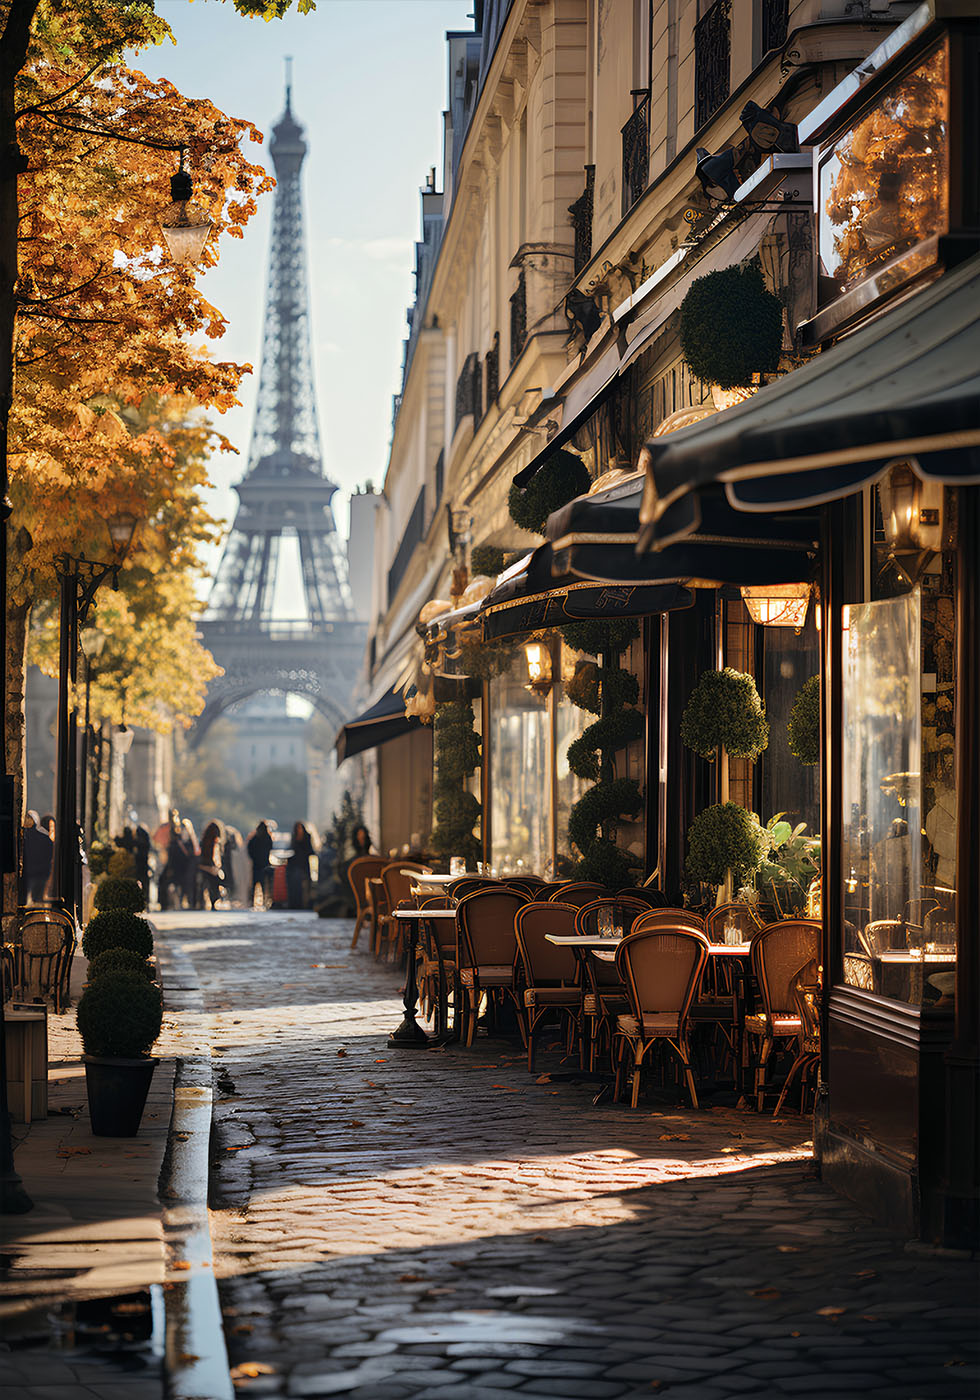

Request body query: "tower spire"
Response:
[284, 54, 292, 112]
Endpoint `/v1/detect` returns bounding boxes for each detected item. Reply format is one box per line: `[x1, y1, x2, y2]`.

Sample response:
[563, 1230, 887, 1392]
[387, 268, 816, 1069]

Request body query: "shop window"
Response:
[490, 650, 550, 877]
[841, 484, 957, 1004]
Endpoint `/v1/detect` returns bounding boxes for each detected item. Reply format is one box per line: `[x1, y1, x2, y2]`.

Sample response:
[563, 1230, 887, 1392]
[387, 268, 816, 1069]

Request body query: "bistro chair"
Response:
[446, 876, 498, 900]
[613, 926, 709, 1109]
[631, 908, 707, 935]
[616, 886, 669, 908]
[346, 855, 387, 950]
[514, 901, 583, 1071]
[574, 897, 648, 1070]
[773, 956, 821, 1118]
[505, 878, 547, 899]
[415, 895, 457, 1038]
[455, 888, 526, 1048]
[705, 902, 761, 944]
[744, 919, 821, 1111]
[378, 861, 431, 961]
[14, 906, 77, 1013]
[547, 882, 607, 908]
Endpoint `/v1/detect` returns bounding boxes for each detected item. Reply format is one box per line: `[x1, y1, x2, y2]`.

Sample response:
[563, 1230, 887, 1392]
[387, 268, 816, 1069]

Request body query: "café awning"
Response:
[547, 475, 818, 586]
[335, 688, 420, 763]
[639, 253, 980, 548]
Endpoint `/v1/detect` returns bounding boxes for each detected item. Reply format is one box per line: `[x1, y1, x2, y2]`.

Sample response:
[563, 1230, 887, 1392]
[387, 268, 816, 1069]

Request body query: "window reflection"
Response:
[490, 652, 549, 876]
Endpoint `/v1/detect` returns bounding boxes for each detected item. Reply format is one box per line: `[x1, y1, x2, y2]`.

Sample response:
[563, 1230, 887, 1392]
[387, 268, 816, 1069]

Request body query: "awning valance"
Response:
[638, 253, 980, 549]
[546, 477, 818, 586]
[335, 688, 420, 763]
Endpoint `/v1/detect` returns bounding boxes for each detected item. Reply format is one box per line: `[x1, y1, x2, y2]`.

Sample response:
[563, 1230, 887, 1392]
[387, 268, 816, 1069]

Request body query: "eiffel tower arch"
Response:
[193, 77, 366, 744]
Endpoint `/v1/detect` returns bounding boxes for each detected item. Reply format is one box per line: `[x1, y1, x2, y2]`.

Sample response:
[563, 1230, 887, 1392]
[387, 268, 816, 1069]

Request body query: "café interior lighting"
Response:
[740, 582, 811, 628]
[524, 640, 553, 696]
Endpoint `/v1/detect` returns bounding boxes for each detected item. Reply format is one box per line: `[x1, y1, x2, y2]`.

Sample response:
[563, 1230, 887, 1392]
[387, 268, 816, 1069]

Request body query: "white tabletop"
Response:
[393, 907, 457, 920]
[879, 948, 956, 963]
[589, 941, 751, 962]
[405, 871, 450, 884]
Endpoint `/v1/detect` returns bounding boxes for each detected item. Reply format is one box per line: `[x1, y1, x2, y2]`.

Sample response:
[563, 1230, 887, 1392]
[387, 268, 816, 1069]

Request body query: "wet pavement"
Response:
[159, 910, 978, 1400]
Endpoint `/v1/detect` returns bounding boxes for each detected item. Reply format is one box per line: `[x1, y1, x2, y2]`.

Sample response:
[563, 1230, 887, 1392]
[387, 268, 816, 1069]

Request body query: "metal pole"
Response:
[79, 655, 91, 848]
[54, 565, 79, 922]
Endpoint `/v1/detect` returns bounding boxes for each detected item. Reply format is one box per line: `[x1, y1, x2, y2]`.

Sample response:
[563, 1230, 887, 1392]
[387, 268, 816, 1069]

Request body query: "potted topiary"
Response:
[93, 876, 147, 914]
[76, 971, 163, 1135]
[86, 948, 157, 983]
[685, 802, 768, 907]
[787, 674, 820, 765]
[82, 910, 153, 962]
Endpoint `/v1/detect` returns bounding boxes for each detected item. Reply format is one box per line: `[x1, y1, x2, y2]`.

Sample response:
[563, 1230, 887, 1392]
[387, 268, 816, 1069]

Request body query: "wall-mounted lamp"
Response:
[740, 582, 811, 629]
[878, 460, 943, 582]
[740, 101, 799, 155]
[524, 640, 553, 696]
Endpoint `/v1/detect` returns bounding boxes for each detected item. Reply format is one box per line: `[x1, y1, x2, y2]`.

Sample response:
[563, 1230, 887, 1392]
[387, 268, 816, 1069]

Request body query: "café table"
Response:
[877, 946, 956, 1001]
[390, 907, 458, 1047]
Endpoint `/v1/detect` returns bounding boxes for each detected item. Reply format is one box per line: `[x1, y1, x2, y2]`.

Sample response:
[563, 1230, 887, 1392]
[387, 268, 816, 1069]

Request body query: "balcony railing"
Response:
[484, 332, 499, 410]
[621, 94, 650, 216]
[695, 0, 731, 132]
[762, 0, 789, 54]
[569, 164, 595, 273]
[387, 485, 426, 607]
[510, 267, 527, 367]
[454, 352, 481, 431]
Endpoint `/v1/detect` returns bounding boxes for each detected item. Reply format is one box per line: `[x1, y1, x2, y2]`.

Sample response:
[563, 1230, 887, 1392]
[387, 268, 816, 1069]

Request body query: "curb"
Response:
[155, 932, 234, 1400]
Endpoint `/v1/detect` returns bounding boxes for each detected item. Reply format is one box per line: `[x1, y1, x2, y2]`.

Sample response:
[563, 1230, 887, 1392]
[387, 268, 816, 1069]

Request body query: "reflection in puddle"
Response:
[0, 1287, 164, 1379]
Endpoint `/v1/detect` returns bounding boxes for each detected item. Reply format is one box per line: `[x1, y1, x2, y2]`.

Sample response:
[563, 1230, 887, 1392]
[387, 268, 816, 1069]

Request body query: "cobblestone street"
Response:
[158, 911, 979, 1400]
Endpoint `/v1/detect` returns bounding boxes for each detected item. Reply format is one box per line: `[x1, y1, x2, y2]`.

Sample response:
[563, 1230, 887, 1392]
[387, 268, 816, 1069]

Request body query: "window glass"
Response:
[490, 651, 549, 877]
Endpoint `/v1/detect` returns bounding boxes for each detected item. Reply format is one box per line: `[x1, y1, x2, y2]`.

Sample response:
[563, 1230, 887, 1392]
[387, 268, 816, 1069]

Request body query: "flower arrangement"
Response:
[787, 674, 821, 765]
[679, 262, 784, 389]
[508, 449, 591, 534]
[681, 667, 769, 761]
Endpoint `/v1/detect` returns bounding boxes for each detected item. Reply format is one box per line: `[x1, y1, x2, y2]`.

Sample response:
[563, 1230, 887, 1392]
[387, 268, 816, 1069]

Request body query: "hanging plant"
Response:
[681, 667, 769, 761]
[679, 262, 783, 389]
[788, 674, 821, 765]
[508, 449, 591, 534]
[685, 803, 768, 889]
[564, 623, 644, 887]
[457, 636, 515, 680]
[470, 544, 506, 578]
[430, 699, 482, 866]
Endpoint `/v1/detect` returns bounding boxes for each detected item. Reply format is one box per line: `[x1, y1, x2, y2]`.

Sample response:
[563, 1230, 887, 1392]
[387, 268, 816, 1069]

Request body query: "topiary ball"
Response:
[679, 262, 783, 389]
[87, 948, 156, 983]
[559, 617, 640, 657]
[508, 449, 591, 534]
[82, 911, 154, 961]
[77, 971, 162, 1058]
[94, 876, 146, 914]
[788, 674, 821, 765]
[470, 543, 506, 578]
[681, 667, 769, 761]
[685, 803, 768, 889]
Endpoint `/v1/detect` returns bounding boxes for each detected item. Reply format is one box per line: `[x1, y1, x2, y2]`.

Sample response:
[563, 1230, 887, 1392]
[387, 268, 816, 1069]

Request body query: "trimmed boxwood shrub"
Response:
[788, 674, 821, 765]
[679, 262, 783, 389]
[82, 911, 154, 961]
[87, 948, 156, 983]
[470, 544, 506, 578]
[508, 449, 591, 534]
[94, 876, 146, 914]
[77, 971, 162, 1058]
[681, 667, 769, 761]
[686, 802, 768, 889]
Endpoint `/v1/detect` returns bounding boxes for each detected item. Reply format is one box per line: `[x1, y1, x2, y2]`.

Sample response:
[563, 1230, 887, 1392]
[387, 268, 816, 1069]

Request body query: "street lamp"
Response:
[53, 512, 139, 922]
[159, 153, 213, 265]
[78, 626, 106, 847]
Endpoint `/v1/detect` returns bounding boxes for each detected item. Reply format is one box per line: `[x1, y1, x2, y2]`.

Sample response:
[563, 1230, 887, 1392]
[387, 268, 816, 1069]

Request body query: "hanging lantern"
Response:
[877, 460, 943, 582]
[524, 640, 553, 696]
[740, 582, 811, 628]
[160, 159, 213, 265]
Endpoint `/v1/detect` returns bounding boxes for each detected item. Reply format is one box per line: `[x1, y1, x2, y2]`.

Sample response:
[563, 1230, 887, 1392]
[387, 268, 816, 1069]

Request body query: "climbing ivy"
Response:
[430, 700, 482, 867]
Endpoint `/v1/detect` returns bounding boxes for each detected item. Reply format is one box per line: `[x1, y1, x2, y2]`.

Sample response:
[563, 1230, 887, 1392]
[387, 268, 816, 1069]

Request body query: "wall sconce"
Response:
[740, 582, 811, 628]
[878, 461, 943, 582]
[740, 101, 798, 154]
[524, 641, 553, 696]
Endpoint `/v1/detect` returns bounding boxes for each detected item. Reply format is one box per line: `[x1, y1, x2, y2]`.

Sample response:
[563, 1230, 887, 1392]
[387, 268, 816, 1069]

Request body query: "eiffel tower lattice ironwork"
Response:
[194, 76, 365, 741]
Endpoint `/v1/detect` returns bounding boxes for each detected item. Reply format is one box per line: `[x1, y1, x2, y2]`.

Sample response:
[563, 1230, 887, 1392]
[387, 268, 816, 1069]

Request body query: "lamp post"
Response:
[53, 511, 138, 924]
[78, 625, 106, 847]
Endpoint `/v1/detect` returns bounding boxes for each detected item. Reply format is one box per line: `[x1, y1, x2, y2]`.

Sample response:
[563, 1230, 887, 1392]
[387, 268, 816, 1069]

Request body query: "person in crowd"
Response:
[157, 809, 183, 909]
[286, 820, 316, 910]
[222, 826, 243, 904]
[351, 824, 373, 858]
[40, 813, 56, 899]
[246, 820, 274, 909]
[198, 820, 224, 910]
[132, 823, 152, 899]
[180, 819, 200, 908]
[21, 810, 53, 905]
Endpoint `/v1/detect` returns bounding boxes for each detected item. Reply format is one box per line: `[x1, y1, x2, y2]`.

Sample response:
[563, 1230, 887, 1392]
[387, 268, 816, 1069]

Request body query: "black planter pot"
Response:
[83, 1055, 158, 1137]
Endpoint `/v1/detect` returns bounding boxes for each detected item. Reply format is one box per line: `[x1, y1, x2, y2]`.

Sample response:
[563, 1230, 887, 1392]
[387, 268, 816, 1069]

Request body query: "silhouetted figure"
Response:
[247, 821, 274, 909]
[286, 821, 316, 910]
[198, 820, 224, 910]
[21, 810, 53, 904]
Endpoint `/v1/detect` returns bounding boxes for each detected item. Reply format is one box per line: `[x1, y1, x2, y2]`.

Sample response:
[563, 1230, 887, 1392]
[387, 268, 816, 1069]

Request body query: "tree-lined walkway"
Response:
[158, 911, 979, 1400]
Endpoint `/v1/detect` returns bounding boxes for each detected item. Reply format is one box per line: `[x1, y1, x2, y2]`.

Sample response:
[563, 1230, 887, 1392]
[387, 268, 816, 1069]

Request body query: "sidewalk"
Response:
[0, 946, 182, 1397]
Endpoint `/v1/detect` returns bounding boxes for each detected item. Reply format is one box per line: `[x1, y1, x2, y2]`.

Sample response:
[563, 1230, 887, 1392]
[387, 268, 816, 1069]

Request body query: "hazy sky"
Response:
[134, 0, 472, 552]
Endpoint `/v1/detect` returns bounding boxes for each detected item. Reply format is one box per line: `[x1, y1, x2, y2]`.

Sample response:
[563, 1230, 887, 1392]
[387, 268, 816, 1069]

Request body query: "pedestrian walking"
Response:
[286, 821, 316, 910]
[21, 810, 53, 905]
[156, 809, 183, 910]
[246, 820, 274, 909]
[198, 820, 225, 910]
[39, 813, 56, 900]
[180, 819, 200, 908]
[132, 822, 152, 900]
[222, 826, 245, 904]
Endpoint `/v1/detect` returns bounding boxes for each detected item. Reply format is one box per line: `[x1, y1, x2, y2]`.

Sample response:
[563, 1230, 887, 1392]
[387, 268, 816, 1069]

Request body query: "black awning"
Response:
[479, 541, 695, 641]
[335, 688, 420, 763]
[546, 478, 818, 586]
[638, 253, 980, 548]
[512, 347, 622, 488]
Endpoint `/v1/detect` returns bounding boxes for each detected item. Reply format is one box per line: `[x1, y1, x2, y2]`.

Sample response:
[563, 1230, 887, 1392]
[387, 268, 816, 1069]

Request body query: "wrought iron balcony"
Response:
[485, 332, 500, 410]
[388, 485, 427, 607]
[454, 352, 481, 431]
[695, 0, 731, 132]
[622, 94, 650, 216]
[762, 0, 789, 54]
[569, 165, 595, 273]
[510, 268, 527, 367]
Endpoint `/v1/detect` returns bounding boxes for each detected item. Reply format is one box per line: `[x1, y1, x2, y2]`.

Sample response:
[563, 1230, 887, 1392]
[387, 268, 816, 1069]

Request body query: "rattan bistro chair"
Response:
[574, 898, 649, 1070]
[547, 882, 607, 908]
[631, 908, 707, 935]
[773, 956, 821, 1118]
[613, 926, 709, 1109]
[455, 888, 526, 1047]
[14, 906, 77, 1013]
[514, 902, 583, 1071]
[347, 856, 387, 950]
[378, 861, 431, 961]
[745, 919, 821, 1111]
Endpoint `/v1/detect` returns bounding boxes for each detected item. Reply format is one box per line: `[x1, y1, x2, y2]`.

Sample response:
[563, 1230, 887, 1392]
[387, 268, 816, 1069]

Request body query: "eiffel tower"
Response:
[194, 73, 365, 741]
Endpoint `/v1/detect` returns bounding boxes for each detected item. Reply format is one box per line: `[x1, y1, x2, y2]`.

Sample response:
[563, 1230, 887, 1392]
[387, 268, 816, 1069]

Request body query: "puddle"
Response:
[0, 1287, 164, 1380]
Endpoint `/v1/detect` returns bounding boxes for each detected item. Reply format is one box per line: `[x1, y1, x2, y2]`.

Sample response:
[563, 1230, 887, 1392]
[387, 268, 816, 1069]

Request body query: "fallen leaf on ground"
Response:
[57, 1147, 92, 1158]
[658, 1134, 690, 1141]
[374, 1059, 387, 1064]
[817, 1306, 846, 1317]
[226, 1145, 249, 1152]
[177, 1353, 199, 1364]
[336, 1049, 347, 1057]
[231, 1362, 276, 1378]
[398, 1273, 424, 1282]
[346, 1120, 365, 1128]
[536, 1075, 551, 1083]
[170, 1261, 191, 1271]
[751, 1288, 781, 1299]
